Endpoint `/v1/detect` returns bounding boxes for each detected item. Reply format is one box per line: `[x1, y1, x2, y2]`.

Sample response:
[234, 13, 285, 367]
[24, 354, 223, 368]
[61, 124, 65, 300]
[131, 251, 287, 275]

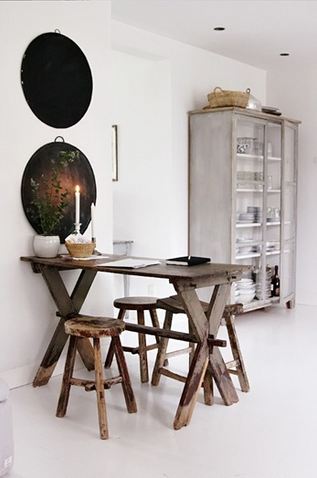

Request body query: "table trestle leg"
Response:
[33, 267, 96, 387]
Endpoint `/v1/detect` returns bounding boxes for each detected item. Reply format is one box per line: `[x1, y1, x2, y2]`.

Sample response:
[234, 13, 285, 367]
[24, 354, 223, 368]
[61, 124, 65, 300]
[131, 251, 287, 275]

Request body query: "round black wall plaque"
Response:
[21, 32, 93, 128]
[21, 139, 97, 242]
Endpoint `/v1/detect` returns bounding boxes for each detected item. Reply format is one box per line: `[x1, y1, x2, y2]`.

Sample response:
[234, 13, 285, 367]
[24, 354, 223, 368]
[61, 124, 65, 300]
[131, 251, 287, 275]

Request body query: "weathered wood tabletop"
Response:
[21, 253, 249, 429]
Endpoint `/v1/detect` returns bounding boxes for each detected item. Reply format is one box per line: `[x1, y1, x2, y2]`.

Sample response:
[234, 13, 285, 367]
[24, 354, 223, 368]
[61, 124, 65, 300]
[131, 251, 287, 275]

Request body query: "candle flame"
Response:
[75, 185, 80, 193]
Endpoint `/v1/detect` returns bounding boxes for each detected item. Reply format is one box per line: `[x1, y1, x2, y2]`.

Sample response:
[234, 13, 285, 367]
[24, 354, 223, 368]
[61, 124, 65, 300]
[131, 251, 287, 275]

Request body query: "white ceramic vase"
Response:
[33, 235, 60, 258]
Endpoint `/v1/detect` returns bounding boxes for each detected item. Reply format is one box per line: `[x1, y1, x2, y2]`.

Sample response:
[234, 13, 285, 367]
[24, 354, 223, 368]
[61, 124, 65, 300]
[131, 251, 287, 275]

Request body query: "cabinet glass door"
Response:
[281, 122, 297, 300]
[266, 122, 282, 302]
[234, 117, 265, 308]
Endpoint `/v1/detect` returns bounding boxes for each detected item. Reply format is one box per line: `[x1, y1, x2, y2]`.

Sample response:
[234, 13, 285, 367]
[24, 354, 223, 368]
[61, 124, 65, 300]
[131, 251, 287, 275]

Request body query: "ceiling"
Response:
[111, 0, 317, 70]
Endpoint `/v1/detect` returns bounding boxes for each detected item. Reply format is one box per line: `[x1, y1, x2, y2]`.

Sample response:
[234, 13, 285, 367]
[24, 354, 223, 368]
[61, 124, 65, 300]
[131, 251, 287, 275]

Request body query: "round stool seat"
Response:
[114, 296, 158, 311]
[65, 316, 125, 338]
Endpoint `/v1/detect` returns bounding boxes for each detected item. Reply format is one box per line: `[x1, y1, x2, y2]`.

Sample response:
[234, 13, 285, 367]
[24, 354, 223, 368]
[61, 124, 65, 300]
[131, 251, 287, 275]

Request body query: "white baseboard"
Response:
[0, 360, 67, 390]
[0, 346, 110, 390]
[1, 340, 115, 390]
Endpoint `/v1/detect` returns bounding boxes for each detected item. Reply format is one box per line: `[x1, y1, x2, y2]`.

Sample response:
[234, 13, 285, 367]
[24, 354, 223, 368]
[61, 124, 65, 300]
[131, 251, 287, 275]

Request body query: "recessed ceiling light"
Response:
[214, 26, 225, 31]
[280, 52, 290, 56]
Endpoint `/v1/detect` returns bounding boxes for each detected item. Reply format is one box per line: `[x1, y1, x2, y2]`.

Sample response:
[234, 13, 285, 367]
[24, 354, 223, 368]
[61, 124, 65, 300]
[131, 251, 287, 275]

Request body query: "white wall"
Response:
[112, 51, 172, 257]
[111, 50, 174, 299]
[267, 66, 317, 305]
[111, 21, 267, 299]
[0, 1, 113, 387]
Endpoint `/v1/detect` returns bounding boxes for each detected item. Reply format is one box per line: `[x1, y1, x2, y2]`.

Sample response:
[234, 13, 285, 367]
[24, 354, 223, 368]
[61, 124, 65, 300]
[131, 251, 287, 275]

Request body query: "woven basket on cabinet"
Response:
[206, 87, 250, 108]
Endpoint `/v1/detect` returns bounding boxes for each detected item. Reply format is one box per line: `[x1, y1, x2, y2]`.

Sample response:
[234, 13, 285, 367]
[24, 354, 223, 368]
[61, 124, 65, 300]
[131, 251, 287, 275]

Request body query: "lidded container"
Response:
[246, 90, 262, 111]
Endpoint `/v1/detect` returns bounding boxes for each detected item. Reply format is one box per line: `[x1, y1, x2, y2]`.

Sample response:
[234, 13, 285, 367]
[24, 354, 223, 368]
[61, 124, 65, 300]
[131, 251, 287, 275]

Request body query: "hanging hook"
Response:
[54, 136, 65, 143]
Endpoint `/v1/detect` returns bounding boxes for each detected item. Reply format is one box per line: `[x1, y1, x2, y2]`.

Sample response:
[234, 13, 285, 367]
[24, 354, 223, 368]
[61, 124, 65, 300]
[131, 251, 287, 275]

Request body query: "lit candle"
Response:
[75, 185, 80, 225]
[91, 202, 96, 243]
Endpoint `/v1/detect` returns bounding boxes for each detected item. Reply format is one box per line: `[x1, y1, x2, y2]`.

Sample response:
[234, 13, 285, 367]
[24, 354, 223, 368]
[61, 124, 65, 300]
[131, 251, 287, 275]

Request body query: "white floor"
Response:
[8, 304, 317, 478]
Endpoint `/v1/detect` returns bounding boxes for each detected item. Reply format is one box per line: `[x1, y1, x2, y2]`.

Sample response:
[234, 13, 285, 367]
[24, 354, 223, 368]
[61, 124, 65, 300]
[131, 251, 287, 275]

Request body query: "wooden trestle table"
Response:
[21, 254, 249, 430]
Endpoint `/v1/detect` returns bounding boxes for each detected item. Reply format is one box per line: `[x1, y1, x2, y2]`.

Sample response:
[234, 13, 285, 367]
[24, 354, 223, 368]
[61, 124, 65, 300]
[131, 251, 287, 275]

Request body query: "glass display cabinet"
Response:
[188, 107, 300, 312]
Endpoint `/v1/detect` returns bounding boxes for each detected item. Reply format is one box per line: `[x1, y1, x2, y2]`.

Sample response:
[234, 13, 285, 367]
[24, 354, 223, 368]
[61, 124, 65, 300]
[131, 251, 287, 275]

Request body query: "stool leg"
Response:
[225, 314, 250, 392]
[202, 366, 214, 406]
[150, 308, 168, 365]
[93, 338, 109, 440]
[104, 308, 125, 368]
[149, 309, 160, 345]
[56, 336, 77, 418]
[151, 308, 169, 367]
[137, 309, 149, 383]
[151, 311, 173, 386]
[112, 336, 137, 413]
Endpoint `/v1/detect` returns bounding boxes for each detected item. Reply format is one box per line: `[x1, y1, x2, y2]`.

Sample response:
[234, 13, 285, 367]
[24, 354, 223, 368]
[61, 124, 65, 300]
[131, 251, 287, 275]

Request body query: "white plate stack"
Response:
[236, 238, 258, 256]
[238, 212, 255, 223]
[232, 282, 240, 302]
[235, 278, 256, 305]
[247, 206, 262, 223]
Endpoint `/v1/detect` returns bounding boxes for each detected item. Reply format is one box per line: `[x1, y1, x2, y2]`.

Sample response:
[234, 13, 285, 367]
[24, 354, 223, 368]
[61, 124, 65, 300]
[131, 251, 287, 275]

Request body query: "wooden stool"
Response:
[104, 297, 160, 383]
[56, 315, 137, 440]
[151, 296, 249, 397]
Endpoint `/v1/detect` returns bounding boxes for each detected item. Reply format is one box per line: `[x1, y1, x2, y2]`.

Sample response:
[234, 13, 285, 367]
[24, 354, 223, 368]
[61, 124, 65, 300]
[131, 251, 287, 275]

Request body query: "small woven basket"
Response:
[65, 242, 95, 258]
[206, 87, 250, 109]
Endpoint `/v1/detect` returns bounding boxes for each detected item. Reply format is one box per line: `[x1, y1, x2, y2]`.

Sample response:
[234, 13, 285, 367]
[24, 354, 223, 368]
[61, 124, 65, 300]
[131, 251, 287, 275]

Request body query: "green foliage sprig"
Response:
[29, 150, 79, 235]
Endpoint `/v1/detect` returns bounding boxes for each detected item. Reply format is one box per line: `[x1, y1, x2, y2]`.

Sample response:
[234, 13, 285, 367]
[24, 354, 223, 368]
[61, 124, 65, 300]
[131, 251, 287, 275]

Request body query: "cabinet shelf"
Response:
[236, 222, 281, 228]
[236, 188, 281, 193]
[236, 188, 262, 192]
[236, 153, 263, 160]
[241, 299, 271, 311]
[241, 297, 280, 312]
[236, 222, 261, 228]
[236, 253, 261, 260]
[236, 154, 281, 162]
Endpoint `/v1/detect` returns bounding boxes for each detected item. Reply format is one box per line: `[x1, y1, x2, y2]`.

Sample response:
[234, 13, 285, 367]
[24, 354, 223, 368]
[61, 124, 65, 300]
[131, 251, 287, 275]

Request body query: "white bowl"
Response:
[238, 292, 256, 304]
